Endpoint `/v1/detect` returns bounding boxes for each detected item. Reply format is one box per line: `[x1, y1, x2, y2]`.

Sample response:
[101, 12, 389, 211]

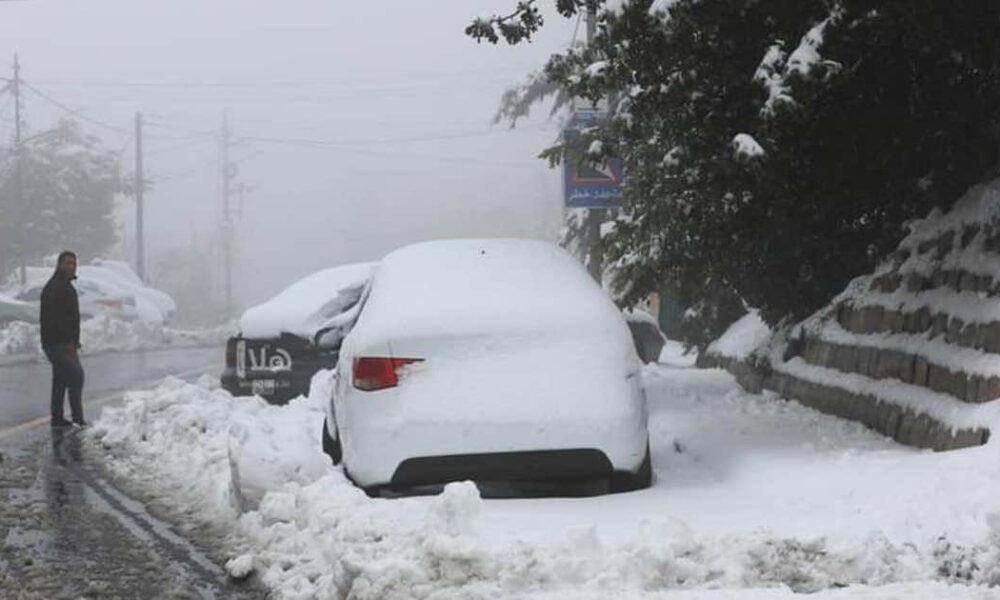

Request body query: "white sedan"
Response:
[322, 238, 650, 496]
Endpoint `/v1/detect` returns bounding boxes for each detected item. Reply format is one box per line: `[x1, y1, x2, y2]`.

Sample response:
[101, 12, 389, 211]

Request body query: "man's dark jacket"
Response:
[40, 271, 80, 347]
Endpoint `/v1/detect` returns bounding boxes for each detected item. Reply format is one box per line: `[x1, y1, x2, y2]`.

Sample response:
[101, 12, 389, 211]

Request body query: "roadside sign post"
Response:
[563, 108, 623, 210]
[563, 108, 622, 282]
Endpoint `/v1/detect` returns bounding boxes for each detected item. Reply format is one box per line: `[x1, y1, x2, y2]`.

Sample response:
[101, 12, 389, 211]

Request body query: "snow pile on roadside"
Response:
[94, 374, 329, 521]
[707, 310, 772, 360]
[0, 317, 234, 359]
[530, 583, 999, 600]
[78, 316, 235, 354]
[91, 366, 1000, 599]
[0, 320, 38, 356]
[658, 339, 698, 367]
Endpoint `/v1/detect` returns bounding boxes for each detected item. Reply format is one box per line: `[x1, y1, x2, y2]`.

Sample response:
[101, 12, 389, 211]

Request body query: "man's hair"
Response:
[57, 250, 77, 265]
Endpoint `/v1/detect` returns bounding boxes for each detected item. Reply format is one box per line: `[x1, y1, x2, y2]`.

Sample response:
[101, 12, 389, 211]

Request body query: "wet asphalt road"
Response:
[0, 347, 267, 599]
[0, 347, 222, 429]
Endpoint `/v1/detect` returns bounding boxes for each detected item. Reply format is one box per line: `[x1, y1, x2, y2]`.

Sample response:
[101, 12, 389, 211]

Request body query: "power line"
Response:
[28, 66, 541, 90]
[13, 79, 553, 170]
[143, 119, 215, 138]
[237, 134, 541, 169]
[20, 81, 200, 141]
[21, 81, 133, 136]
[114, 132, 134, 157]
[237, 125, 551, 148]
[144, 134, 215, 158]
[150, 148, 263, 184]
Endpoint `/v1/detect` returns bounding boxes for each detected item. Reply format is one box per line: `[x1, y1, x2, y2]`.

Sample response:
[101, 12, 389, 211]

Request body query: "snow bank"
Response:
[90, 364, 1000, 599]
[659, 339, 698, 367]
[0, 320, 38, 356]
[239, 262, 375, 341]
[0, 316, 233, 359]
[530, 583, 999, 599]
[707, 311, 772, 360]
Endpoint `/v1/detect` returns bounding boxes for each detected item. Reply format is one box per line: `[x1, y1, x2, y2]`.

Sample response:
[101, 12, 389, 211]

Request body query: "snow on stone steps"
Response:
[706, 177, 1000, 449]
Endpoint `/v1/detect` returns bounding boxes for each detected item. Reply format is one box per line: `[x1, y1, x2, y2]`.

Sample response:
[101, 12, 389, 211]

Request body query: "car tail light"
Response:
[353, 357, 423, 391]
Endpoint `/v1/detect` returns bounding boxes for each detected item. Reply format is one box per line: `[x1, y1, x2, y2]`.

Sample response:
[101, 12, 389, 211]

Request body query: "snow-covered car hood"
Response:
[238, 262, 376, 341]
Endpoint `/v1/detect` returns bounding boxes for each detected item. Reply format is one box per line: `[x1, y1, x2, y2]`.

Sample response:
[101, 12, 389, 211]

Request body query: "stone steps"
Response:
[705, 353, 990, 451]
[800, 337, 1000, 404]
[705, 195, 1000, 451]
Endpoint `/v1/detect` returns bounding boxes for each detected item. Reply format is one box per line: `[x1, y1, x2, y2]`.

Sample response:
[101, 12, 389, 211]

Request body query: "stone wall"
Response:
[704, 216, 1000, 451]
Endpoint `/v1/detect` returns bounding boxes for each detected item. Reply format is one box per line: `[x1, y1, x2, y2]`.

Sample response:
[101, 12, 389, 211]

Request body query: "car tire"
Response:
[322, 419, 342, 465]
[610, 442, 652, 493]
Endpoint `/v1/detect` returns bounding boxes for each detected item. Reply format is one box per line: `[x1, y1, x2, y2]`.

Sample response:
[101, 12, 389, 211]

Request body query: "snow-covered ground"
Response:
[0, 317, 234, 359]
[90, 341, 1000, 599]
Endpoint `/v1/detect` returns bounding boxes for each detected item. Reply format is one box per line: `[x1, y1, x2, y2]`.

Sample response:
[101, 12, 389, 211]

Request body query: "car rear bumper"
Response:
[389, 448, 614, 486]
[340, 414, 648, 488]
[220, 368, 317, 404]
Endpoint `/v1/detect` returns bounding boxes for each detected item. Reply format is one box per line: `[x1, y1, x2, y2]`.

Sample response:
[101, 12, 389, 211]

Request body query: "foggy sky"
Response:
[0, 1, 576, 313]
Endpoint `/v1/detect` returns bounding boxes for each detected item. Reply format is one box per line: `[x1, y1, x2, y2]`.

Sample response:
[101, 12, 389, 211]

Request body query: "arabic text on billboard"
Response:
[563, 109, 623, 209]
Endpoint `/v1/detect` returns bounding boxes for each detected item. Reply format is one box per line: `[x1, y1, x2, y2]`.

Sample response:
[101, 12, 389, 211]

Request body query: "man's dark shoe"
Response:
[72, 420, 87, 428]
[51, 418, 73, 428]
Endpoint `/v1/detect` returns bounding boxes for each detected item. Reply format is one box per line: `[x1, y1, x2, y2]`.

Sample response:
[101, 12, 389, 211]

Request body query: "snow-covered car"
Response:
[7, 261, 175, 325]
[323, 239, 651, 496]
[13, 268, 142, 322]
[0, 292, 38, 324]
[89, 259, 177, 323]
[221, 262, 376, 403]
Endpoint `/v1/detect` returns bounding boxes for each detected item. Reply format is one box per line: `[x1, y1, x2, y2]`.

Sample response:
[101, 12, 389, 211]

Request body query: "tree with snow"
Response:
[0, 119, 126, 282]
[470, 0, 1000, 347]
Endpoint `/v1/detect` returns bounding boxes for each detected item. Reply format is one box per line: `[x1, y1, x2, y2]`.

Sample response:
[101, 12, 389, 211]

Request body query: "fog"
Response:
[0, 1, 575, 322]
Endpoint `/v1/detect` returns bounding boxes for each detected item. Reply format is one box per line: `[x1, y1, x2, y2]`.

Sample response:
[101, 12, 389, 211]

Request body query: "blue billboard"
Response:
[563, 108, 623, 209]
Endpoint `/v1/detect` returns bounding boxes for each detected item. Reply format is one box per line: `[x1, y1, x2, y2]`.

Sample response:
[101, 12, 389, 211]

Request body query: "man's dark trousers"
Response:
[43, 344, 84, 423]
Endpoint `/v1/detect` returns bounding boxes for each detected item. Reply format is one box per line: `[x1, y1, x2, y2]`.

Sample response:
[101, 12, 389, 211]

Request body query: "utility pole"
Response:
[220, 114, 234, 318]
[12, 54, 25, 285]
[134, 112, 145, 281]
[584, 8, 605, 284]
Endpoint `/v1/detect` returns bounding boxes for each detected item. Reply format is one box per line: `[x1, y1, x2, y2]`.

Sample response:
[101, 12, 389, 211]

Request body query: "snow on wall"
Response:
[706, 177, 1000, 448]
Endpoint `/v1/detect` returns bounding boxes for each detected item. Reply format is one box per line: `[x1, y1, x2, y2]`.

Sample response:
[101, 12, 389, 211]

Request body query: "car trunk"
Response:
[224, 333, 334, 402]
[383, 332, 643, 451]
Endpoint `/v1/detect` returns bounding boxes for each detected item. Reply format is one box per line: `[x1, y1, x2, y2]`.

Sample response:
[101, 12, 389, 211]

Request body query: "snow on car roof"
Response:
[77, 265, 136, 294]
[10, 266, 129, 297]
[239, 262, 376, 340]
[353, 238, 627, 344]
[90, 259, 143, 287]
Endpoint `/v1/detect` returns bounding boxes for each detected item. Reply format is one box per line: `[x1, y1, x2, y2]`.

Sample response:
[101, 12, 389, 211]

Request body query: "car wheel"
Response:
[322, 419, 342, 465]
[610, 442, 652, 493]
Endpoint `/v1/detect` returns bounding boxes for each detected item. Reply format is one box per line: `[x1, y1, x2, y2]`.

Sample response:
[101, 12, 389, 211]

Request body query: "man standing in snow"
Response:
[40, 251, 86, 427]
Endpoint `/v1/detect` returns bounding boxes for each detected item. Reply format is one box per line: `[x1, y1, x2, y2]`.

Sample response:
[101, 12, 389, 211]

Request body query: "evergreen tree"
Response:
[470, 0, 1000, 347]
[0, 119, 126, 280]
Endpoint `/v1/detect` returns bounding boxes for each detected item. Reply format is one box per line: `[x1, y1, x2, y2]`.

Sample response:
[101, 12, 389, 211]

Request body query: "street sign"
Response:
[563, 108, 623, 209]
